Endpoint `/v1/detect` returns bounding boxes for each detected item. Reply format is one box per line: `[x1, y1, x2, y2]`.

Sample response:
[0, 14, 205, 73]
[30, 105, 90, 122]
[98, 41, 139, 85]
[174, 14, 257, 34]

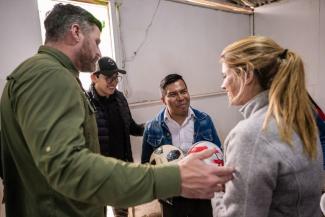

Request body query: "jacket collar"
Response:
[38, 46, 79, 77]
[239, 91, 269, 119]
[89, 84, 117, 102]
[89, 84, 101, 101]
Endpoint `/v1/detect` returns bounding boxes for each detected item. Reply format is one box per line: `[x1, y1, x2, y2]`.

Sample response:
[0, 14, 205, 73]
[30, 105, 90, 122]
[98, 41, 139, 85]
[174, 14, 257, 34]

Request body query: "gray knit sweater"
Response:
[215, 91, 323, 217]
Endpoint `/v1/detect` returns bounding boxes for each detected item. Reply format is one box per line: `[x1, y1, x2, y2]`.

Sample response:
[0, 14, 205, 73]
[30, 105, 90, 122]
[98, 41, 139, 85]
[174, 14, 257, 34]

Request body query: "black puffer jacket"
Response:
[88, 85, 144, 162]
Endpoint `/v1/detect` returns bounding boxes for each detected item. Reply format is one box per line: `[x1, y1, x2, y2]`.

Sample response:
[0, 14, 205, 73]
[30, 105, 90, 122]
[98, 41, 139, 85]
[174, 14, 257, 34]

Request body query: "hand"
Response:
[178, 148, 234, 199]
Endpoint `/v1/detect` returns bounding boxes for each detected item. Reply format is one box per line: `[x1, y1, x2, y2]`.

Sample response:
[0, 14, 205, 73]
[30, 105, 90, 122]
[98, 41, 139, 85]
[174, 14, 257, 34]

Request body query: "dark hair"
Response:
[44, 3, 102, 43]
[160, 74, 187, 96]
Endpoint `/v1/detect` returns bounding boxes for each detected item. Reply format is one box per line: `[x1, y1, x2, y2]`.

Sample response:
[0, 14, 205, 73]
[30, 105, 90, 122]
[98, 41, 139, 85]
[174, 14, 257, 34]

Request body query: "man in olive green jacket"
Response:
[0, 4, 234, 217]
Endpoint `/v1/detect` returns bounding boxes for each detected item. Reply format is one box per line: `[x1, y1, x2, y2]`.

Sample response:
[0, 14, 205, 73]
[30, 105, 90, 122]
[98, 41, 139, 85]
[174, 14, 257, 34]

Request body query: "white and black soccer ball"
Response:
[188, 141, 224, 166]
[149, 145, 185, 165]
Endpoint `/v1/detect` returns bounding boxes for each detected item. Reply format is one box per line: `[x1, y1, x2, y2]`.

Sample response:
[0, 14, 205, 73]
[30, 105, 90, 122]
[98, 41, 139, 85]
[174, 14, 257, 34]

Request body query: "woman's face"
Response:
[221, 63, 244, 106]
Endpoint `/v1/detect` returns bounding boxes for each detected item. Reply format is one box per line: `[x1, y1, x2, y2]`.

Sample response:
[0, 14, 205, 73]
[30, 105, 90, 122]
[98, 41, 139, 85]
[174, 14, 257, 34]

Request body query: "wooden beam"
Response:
[167, 0, 253, 14]
[69, 0, 108, 6]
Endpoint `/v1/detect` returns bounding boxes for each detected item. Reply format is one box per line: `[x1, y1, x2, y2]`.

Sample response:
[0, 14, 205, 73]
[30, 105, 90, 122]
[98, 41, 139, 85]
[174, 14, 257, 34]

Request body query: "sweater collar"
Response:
[239, 91, 269, 119]
[38, 46, 79, 77]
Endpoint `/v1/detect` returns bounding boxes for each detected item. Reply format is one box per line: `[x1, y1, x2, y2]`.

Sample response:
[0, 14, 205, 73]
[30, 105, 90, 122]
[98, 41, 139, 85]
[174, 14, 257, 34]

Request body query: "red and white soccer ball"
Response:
[149, 144, 185, 165]
[187, 141, 224, 166]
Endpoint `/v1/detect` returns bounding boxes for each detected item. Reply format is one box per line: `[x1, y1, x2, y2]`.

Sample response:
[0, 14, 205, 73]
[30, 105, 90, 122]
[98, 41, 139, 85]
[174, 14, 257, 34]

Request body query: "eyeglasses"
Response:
[100, 74, 122, 84]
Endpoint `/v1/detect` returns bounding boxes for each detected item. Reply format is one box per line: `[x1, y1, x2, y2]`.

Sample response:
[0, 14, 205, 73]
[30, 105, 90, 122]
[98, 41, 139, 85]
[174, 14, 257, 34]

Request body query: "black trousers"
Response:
[160, 197, 213, 217]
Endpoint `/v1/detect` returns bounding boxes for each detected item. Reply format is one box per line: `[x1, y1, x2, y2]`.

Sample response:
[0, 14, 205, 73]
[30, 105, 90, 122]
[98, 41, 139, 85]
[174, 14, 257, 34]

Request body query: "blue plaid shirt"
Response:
[141, 107, 221, 163]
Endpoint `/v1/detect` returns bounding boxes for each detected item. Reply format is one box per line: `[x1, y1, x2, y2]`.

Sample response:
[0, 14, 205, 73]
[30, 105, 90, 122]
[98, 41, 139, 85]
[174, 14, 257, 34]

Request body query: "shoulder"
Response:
[225, 110, 292, 163]
[191, 108, 215, 129]
[33, 52, 71, 74]
[115, 90, 126, 98]
[23, 53, 74, 81]
[225, 110, 266, 155]
[145, 110, 165, 131]
[12, 54, 79, 98]
[146, 117, 161, 130]
[191, 107, 210, 120]
[114, 90, 129, 105]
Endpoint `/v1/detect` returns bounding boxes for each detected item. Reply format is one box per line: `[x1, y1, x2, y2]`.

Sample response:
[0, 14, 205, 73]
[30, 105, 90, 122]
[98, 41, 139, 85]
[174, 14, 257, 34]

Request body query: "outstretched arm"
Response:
[130, 118, 144, 136]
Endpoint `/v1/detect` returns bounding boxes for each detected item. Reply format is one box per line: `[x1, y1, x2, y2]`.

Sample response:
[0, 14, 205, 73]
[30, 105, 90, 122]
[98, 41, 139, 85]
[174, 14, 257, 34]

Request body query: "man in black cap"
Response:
[88, 56, 144, 217]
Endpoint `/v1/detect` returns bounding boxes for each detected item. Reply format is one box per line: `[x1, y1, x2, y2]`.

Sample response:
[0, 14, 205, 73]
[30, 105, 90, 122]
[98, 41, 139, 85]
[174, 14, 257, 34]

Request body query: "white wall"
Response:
[1, 0, 323, 214]
[128, 0, 325, 162]
[0, 0, 42, 215]
[254, 0, 325, 109]
[114, 0, 251, 104]
[0, 0, 245, 213]
[113, 0, 249, 161]
[0, 0, 42, 91]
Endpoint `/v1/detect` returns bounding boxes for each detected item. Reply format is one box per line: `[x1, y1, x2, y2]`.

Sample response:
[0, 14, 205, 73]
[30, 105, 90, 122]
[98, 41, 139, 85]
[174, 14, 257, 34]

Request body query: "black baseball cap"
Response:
[95, 57, 126, 76]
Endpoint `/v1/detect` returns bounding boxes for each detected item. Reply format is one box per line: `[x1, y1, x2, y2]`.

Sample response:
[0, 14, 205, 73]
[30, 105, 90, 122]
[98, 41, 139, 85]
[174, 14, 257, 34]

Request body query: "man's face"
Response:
[91, 72, 119, 96]
[162, 79, 190, 118]
[78, 26, 101, 72]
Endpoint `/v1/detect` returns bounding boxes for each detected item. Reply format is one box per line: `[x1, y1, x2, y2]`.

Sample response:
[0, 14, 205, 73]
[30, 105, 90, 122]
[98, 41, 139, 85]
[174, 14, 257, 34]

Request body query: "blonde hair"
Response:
[221, 36, 317, 159]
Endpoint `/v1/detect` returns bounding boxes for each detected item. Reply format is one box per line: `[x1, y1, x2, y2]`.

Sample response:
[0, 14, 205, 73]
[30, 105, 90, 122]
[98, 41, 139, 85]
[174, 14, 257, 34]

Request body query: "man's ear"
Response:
[161, 96, 166, 105]
[90, 73, 98, 83]
[70, 24, 82, 43]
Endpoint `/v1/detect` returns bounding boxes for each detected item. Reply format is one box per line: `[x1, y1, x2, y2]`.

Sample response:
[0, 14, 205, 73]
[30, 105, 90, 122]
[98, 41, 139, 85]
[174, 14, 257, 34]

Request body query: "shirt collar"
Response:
[164, 107, 194, 122]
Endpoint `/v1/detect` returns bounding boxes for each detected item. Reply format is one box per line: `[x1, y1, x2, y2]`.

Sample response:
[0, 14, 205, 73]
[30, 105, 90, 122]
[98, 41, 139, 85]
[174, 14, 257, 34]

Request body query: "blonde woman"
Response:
[215, 36, 323, 217]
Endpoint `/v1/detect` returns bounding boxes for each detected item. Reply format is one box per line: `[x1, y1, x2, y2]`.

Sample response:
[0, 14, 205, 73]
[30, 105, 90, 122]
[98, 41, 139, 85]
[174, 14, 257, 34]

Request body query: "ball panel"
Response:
[149, 145, 184, 165]
[187, 141, 224, 166]
[166, 149, 182, 162]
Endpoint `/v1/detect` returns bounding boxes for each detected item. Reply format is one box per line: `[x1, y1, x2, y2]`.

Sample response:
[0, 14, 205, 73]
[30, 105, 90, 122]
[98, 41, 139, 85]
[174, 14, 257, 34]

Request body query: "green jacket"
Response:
[0, 46, 181, 217]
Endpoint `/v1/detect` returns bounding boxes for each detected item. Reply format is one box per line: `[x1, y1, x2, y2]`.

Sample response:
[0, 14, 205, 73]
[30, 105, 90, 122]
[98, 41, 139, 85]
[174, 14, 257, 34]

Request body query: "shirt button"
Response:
[46, 146, 51, 152]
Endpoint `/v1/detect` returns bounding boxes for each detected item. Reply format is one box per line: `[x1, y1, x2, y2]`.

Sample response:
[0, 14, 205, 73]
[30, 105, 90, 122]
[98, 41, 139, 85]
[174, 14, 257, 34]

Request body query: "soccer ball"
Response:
[149, 145, 185, 165]
[187, 141, 224, 166]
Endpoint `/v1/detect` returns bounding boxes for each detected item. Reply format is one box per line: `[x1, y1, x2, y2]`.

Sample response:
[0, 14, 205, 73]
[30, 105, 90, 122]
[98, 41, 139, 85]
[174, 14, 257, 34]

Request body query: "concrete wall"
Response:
[0, 0, 42, 91]
[0, 0, 323, 215]
[111, 0, 250, 162]
[254, 0, 325, 109]
[0, 1, 248, 213]
[0, 0, 42, 215]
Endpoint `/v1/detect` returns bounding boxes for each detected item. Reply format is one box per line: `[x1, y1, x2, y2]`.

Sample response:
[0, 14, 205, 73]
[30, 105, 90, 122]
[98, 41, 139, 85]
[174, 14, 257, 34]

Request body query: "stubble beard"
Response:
[78, 38, 96, 72]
